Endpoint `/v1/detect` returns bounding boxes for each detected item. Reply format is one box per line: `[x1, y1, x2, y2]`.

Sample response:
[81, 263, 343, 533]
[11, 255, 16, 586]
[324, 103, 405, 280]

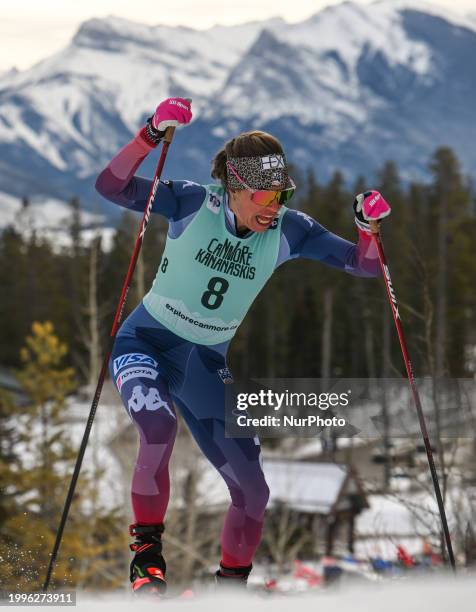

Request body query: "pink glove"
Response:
[151, 97, 192, 131]
[353, 190, 391, 233]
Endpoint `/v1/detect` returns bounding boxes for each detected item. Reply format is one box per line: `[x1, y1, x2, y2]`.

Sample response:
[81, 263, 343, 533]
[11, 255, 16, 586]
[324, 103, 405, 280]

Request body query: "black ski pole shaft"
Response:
[369, 220, 456, 570]
[42, 126, 176, 592]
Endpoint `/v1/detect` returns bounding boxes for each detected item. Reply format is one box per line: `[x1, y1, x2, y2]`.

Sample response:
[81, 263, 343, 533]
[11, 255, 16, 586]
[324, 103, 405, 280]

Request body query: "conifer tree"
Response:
[0, 390, 27, 541]
[0, 322, 127, 591]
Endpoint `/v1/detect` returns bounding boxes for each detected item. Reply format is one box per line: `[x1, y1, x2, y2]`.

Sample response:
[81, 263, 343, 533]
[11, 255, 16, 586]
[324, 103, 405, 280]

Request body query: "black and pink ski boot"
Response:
[215, 562, 252, 589]
[129, 523, 167, 595]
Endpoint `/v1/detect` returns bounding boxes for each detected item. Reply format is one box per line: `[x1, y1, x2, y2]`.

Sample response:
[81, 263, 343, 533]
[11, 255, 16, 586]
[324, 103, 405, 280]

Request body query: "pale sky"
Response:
[1, 0, 475, 73]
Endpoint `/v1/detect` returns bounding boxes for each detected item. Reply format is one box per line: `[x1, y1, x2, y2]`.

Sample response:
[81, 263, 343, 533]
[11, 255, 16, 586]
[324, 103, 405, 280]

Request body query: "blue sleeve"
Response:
[97, 169, 205, 222]
[278, 209, 380, 277]
[115, 178, 205, 222]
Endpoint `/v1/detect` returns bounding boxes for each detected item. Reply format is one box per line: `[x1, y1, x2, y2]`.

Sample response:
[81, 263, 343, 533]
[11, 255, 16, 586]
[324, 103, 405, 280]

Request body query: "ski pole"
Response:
[42, 125, 177, 592]
[369, 220, 456, 570]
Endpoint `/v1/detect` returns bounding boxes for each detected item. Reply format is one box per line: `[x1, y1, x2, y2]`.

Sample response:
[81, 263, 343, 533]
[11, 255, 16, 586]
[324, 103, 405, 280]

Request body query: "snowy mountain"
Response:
[0, 1, 475, 223]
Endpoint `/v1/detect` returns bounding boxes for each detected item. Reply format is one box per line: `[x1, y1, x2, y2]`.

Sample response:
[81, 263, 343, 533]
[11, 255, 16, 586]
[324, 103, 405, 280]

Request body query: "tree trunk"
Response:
[364, 306, 377, 379]
[88, 237, 101, 391]
[321, 289, 334, 458]
[321, 289, 333, 382]
[434, 191, 448, 499]
[435, 192, 447, 378]
[69, 197, 83, 375]
[182, 469, 198, 582]
[381, 307, 392, 490]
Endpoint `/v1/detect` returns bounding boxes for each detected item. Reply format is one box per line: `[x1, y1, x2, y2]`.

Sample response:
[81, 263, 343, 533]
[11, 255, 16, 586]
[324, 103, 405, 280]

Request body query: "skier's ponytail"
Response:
[211, 130, 285, 189]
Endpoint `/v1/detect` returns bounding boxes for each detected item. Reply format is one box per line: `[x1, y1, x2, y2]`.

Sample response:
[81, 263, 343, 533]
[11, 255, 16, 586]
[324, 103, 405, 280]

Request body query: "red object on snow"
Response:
[293, 560, 322, 586]
[396, 545, 414, 567]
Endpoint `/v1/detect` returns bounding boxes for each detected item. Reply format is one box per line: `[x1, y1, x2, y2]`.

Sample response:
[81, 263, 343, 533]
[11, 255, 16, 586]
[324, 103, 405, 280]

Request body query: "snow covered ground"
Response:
[26, 574, 475, 610]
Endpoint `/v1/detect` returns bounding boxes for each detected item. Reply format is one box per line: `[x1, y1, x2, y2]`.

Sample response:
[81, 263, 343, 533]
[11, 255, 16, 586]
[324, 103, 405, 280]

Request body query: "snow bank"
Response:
[36, 574, 475, 611]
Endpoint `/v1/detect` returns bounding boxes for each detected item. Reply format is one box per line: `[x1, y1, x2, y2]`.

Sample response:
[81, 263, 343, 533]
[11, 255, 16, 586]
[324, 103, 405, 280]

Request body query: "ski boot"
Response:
[215, 562, 252, 590]
[129, 523, 167, 596]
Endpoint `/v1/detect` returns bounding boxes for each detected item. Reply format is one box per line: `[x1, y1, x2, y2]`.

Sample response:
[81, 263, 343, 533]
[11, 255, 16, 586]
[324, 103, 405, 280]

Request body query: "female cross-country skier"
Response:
[95, 97, 391, 594]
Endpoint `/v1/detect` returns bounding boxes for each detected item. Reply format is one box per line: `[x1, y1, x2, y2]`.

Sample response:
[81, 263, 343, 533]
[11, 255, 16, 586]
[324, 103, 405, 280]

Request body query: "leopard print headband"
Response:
[226, 154, 293, 191]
